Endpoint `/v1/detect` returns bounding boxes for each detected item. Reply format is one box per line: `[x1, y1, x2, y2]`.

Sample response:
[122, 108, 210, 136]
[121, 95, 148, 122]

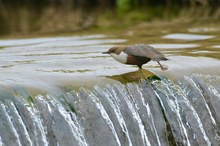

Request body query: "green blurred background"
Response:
[0, 0, 220, 36]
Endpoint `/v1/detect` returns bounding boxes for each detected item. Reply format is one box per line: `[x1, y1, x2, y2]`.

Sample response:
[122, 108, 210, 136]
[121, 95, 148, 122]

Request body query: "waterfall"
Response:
[0, 74, 220, 146]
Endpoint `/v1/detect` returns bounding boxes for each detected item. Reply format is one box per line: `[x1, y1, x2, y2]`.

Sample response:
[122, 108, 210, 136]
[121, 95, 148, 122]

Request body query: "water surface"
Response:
[0, 25, 220, 146]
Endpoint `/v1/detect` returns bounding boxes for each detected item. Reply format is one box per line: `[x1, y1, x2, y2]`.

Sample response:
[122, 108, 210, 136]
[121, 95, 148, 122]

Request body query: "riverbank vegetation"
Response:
[0, 0, 220, 36]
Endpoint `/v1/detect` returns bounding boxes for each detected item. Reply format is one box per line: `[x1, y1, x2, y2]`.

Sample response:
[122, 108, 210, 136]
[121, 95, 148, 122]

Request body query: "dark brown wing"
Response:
[123, 44, 168, 61]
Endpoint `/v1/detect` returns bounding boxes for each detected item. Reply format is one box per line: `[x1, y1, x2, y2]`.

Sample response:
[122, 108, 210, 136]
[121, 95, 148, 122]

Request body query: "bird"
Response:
[103, 44, 168, 70]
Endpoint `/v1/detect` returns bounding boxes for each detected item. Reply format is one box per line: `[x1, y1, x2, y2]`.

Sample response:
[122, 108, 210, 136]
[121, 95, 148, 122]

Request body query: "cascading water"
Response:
[0, 34, 220, 146]
[0, 74, 219, 146]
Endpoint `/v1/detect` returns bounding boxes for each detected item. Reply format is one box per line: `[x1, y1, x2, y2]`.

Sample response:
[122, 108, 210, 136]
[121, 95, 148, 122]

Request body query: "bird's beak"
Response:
[102, 52, 109, 54]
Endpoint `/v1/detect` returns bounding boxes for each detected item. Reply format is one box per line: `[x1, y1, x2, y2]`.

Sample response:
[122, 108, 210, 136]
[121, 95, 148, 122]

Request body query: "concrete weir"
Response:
[0, 34, 220, 146]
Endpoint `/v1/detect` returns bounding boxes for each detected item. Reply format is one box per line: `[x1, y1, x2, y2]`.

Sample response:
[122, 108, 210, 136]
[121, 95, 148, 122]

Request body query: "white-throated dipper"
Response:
[103, 44, 168, 70]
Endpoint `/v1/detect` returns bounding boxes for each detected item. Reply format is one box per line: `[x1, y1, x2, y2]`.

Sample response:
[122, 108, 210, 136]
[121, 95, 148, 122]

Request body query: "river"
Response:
[0, 25, 220, 145]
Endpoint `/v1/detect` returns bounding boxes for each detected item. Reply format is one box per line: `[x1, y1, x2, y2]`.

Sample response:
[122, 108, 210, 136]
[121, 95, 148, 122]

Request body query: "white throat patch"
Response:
[110, 52, 128, 64]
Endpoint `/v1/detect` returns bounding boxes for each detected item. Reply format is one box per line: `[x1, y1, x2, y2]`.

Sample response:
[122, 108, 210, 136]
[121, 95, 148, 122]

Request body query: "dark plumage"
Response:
[125, 44, 168, 61]
[103, 44, 168, 70]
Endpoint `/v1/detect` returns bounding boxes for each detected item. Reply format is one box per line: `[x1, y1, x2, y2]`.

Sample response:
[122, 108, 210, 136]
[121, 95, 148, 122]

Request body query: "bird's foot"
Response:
[161, 65, 168, 71]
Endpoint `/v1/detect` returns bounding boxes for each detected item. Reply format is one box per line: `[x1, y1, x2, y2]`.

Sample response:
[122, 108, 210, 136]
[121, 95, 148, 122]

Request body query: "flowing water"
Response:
[0, 25, 220, 146]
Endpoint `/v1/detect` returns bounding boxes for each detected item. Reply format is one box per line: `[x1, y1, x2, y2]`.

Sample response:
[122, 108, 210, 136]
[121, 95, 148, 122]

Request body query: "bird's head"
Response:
[102, 47, 117, 54]
[102, 46, 126, 55]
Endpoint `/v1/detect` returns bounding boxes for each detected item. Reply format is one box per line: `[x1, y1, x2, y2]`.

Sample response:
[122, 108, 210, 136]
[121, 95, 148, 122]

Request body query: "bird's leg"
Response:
[138, 65, 142, 70]
[157, 61, 168, 70]
[137, 65, 145, 83]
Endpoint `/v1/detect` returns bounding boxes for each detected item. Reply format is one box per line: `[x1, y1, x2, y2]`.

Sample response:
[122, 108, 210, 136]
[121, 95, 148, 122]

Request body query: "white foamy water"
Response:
[0, 103, 23, 146]
[188, 27, 219, 33]
[0, 74, 220, 145]
[150, 44, 199, 49]
[95, 85, 133, 146]
[211, 45, 220, 48]
[163, 33, 214, 41]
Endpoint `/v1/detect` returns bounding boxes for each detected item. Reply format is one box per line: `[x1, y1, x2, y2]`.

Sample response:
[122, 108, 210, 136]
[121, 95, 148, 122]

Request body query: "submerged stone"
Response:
[105, 69, 160, 84]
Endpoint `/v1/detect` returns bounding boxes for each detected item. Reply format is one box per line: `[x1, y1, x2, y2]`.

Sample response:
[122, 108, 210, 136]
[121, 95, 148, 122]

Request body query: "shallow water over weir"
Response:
[0, 74, 220, 146]
[1, 29, 220, 145]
